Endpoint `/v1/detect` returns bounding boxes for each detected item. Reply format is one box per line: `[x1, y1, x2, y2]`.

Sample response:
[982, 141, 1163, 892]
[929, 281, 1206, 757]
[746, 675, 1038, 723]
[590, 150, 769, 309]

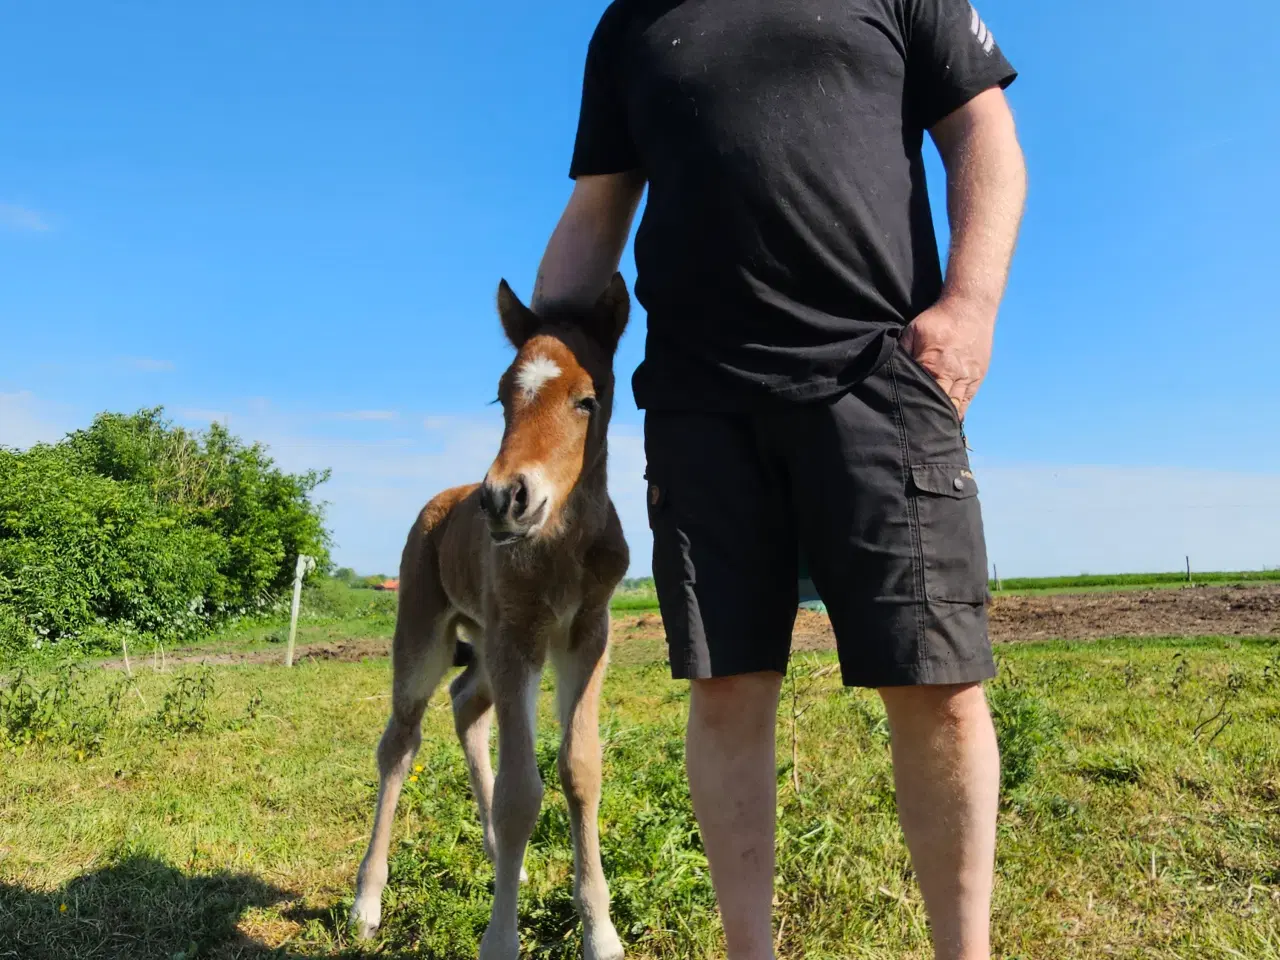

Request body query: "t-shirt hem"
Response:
[920, 67, 1018, 130]
[568, 159, 643, 180]
[634, 374, 857, 412]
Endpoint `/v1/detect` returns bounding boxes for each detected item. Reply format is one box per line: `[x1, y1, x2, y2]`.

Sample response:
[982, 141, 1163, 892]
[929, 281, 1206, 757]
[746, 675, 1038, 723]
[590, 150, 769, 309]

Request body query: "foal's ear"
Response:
[496, 280, 540, 349]
[584, 273, 630, 354]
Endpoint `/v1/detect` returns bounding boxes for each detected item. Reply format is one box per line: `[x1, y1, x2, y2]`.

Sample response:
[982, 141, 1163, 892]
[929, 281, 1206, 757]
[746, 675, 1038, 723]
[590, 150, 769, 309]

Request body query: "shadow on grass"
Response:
[0, 854, 300, 959]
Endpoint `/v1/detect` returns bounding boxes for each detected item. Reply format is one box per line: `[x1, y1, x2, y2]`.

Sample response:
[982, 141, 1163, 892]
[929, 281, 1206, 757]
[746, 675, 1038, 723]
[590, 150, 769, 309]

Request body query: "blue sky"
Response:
[3, 0, 1279, 577]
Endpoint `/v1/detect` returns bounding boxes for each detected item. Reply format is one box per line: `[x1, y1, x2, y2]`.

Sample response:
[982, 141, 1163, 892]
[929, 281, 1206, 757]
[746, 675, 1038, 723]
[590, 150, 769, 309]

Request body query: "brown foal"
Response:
[350, 276, 632, 960]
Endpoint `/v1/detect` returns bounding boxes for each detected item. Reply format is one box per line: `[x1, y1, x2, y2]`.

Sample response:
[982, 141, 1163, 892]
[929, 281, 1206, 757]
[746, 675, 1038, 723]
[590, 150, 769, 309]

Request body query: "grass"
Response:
[994, 569, 1280, 595]
[1, 629, 1278, 959]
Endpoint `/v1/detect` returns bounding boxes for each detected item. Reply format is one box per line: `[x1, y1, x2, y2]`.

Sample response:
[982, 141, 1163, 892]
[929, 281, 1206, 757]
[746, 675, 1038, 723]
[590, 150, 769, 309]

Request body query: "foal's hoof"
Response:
[478, 927, 519, 960]
[349, 898, 381, 941]
[584, 923, 625, 960]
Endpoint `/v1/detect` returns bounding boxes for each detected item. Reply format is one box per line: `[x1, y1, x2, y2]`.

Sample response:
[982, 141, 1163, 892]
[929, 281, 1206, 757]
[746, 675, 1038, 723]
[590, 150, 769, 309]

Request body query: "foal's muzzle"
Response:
[479, 474, 546, 544]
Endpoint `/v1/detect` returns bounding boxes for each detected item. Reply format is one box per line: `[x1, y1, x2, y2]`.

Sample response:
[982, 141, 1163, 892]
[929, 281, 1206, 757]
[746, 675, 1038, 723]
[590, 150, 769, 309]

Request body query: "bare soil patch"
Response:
[99, 637, 390, 671]
[97, 584, 1280, 672]
[985, 582, 1280, 643]
[787, 583, 1280, 652]
[609, 583, 1280, 654]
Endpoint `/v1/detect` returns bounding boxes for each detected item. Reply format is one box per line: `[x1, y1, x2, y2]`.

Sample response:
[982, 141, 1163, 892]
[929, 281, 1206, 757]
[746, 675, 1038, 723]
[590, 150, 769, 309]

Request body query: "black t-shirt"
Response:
[569, 0, 1017, 411]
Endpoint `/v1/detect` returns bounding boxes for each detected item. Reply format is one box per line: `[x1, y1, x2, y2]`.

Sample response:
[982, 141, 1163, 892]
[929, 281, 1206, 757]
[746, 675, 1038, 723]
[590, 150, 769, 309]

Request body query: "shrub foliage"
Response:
[0, 408, 330, 659]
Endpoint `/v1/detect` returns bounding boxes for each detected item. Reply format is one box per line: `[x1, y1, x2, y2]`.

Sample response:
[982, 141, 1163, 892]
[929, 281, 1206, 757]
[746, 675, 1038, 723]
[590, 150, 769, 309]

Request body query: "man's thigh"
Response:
[772, 345, 994, 688]
[644, 411, 798, 680]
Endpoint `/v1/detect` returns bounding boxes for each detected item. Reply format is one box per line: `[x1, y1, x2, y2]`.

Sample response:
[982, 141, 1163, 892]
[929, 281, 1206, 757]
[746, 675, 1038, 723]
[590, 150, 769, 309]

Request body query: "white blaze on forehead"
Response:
[515, 355, 562, 400]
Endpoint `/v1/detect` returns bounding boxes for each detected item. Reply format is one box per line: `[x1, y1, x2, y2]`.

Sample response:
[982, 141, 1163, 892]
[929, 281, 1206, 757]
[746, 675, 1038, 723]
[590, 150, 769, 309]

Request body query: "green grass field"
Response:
[2, 627, 1277, 959]
[993, 569, 1280, 595]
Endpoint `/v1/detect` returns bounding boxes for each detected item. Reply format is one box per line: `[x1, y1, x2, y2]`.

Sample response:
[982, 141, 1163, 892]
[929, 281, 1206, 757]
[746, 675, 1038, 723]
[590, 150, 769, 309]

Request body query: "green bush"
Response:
[0, 408, 330, 661]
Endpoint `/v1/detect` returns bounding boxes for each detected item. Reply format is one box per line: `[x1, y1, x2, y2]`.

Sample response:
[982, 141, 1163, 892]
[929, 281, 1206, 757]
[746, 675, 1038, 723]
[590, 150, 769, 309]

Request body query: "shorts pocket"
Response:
[895, 341, 961, 430]
[910, 463, 990, 604]
[644, 472, 665, 530]
[644, 473, 682, 596]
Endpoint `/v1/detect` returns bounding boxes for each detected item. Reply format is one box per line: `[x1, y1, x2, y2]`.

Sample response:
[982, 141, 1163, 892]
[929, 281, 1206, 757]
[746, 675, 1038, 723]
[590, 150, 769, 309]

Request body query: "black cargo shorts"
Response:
[644, 343, 994, 689]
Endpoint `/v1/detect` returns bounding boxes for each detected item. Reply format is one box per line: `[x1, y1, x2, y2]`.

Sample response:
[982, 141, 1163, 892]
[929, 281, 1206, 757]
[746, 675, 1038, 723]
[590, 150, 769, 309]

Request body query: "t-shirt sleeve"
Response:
[569, 5, 640, 179]
[903, 0, 1018, 130]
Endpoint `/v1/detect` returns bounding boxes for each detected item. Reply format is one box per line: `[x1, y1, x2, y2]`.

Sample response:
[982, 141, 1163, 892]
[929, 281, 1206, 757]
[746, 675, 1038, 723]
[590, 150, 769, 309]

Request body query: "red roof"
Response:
[374, 578, 399, 591]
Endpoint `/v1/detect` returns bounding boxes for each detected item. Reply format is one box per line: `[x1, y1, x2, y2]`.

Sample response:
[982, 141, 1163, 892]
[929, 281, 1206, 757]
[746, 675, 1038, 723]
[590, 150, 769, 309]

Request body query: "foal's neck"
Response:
[566, 447, 610, 542]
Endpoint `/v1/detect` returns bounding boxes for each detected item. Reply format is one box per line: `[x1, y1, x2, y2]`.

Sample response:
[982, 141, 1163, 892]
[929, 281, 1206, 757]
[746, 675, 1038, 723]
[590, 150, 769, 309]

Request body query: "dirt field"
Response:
[984, 581, 1280, 643]
[98, 582, 1280, 671]
[629, 582, 1280, 653]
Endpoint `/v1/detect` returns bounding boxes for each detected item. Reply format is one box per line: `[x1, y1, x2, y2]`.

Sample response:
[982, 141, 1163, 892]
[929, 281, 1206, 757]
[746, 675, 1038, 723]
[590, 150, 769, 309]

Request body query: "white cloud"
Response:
[333, 410, 398, 422]
[0, 203, 51, 233]
[5, 389, 1277, 581]
[0, 392, 69, 448]
[182, 406, 1280, 580]
[178, 408, 230, 424]
[974, 462, 1280, 578]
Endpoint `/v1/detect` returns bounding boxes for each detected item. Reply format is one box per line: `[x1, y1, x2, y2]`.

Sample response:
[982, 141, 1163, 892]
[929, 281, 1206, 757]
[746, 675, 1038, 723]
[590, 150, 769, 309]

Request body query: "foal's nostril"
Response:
[510, 475, 529, 520]
[479, 482, 511, 522]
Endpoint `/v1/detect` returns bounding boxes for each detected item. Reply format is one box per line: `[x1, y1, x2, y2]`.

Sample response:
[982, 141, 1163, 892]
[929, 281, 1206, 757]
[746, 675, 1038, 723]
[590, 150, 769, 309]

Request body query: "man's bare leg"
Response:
[879, 682, 1000, 960]
[686, 672, 783, 960]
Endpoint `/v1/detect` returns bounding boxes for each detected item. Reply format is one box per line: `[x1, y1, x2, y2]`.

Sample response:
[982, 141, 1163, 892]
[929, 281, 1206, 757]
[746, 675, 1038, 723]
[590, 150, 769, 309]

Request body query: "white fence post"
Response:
[285, 554, 316, 667]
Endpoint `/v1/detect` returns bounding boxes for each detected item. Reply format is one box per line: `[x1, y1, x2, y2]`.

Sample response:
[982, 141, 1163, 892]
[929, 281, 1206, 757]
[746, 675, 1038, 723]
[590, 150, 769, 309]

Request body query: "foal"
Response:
[351, 276, 631, 960]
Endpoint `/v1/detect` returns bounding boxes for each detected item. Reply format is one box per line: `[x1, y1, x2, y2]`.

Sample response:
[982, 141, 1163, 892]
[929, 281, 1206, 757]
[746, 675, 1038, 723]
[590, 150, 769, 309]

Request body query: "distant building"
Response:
[373, 578, 399, 592]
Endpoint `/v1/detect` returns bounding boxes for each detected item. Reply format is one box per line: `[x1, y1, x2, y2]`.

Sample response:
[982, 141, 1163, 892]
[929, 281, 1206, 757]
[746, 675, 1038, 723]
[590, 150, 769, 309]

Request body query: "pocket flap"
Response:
[911, 463, 978, 498]
[647, 480, 665, 510]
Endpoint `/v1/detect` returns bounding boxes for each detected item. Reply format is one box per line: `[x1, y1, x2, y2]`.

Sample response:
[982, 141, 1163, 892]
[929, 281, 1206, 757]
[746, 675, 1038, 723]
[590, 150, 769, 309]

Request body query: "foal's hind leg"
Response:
[350, 615, 452, 940]
[449, 657, 497, 861]
[553, 607, 624, 960]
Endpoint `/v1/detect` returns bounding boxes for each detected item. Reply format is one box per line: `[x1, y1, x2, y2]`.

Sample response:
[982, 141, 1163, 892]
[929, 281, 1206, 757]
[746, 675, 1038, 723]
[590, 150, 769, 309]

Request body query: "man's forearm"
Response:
[532, 173, 646, 315]
[931, 89, 1027, 318]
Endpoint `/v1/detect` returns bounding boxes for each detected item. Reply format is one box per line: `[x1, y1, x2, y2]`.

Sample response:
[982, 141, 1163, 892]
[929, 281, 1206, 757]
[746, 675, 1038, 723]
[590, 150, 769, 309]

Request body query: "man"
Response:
[532, 1, 1026, 957]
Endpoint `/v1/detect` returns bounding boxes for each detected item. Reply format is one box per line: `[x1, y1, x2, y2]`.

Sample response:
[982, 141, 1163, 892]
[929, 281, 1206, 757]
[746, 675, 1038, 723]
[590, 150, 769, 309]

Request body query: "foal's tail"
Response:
[453, 638, 476, 668]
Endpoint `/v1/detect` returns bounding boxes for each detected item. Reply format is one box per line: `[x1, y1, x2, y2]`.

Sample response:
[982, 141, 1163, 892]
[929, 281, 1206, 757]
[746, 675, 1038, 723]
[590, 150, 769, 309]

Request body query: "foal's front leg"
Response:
[553, 606, 624, 960]
[479, 645, 545, 960]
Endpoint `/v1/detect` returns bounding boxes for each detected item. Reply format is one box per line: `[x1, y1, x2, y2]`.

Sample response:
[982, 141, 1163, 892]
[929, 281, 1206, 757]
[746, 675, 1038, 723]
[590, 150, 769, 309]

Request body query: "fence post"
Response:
[285, 554, 316, 667]
[1186, 555, 1191, 584]
[993, 564, 1002, 592]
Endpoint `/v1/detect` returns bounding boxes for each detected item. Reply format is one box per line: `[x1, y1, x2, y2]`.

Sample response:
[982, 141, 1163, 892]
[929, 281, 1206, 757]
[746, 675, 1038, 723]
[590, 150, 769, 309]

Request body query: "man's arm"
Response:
[902, 87, 1027, 419]
[531, 172, 646, 315]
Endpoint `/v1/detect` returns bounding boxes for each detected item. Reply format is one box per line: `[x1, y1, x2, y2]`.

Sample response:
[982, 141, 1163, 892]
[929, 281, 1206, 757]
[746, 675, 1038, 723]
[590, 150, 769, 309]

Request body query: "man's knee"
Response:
[689, 671, 783, 734]
[878, 681, 990, 731]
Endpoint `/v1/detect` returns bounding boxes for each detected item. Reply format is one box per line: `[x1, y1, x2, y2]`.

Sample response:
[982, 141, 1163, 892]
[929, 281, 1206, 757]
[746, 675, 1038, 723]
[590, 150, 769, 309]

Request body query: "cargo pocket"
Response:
[909, 463, 990, 603]
[645, 473, 683, 601]
[645, 472, 664, 530]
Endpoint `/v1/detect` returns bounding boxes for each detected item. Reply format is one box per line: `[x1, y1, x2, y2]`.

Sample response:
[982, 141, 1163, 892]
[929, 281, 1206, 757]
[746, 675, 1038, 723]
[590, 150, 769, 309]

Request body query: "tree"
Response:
[0, 408, 331, 660]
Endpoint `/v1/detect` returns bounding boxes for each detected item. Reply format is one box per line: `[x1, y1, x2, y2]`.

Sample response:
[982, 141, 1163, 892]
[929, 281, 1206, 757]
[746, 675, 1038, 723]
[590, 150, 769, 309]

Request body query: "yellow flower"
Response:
[408, 775, 419, 783]
[413, 764, 423, 773]
[59, 903, 68, 914]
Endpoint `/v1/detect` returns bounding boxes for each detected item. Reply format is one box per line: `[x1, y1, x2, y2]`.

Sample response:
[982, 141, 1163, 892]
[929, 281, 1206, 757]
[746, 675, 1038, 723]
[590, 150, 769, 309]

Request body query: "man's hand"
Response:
[900, 297, 996, 421]
[915, 87, 1026, 421]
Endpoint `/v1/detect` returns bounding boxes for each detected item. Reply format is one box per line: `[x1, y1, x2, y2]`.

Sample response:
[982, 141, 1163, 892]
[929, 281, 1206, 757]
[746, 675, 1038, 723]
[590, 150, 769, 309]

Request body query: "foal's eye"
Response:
[575, 396, 599, 415]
